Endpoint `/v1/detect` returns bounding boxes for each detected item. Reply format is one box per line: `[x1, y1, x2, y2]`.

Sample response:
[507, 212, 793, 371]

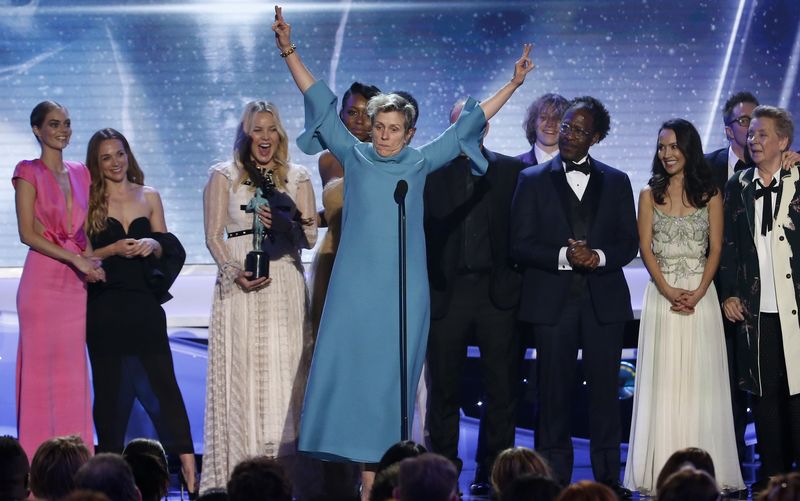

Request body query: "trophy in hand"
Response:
[243, 185, 271, 279]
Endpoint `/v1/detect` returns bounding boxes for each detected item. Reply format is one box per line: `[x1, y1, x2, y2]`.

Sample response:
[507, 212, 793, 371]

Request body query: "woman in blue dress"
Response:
[271, 4, 534, 481]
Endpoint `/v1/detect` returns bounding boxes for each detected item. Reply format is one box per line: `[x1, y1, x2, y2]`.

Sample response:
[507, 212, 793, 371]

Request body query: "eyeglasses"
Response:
[726, 115, 751, 128]
[559, 122, 592, 139]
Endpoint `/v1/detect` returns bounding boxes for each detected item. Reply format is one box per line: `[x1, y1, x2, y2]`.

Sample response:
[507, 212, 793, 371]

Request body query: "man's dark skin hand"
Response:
[567, 238, 600, 270]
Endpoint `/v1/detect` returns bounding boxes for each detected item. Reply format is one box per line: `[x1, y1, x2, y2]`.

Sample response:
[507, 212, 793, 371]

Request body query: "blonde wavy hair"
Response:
[86, 128, 145, 237]
[233, 101, 290, 191]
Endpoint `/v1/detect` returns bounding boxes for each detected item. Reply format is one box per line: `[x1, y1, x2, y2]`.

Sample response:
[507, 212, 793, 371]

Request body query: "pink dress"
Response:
[13, 159, 94, 457]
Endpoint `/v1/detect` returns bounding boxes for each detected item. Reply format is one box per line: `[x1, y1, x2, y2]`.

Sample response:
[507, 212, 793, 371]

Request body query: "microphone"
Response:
[394, 179, 408, 204]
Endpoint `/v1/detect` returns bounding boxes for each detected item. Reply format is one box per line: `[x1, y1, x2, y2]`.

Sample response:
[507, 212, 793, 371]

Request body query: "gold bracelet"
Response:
[280, 43, 297, 58]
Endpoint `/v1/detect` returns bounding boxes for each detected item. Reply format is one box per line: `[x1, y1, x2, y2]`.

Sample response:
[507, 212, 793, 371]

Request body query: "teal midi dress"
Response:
[297, 81, 487, 462]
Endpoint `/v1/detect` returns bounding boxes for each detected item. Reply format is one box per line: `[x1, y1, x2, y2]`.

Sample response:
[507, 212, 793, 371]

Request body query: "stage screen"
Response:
[0, 0, 798, 265]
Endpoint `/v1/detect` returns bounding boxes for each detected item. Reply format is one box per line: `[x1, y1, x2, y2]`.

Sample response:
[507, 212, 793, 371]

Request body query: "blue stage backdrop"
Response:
[0, 0, 798, 265]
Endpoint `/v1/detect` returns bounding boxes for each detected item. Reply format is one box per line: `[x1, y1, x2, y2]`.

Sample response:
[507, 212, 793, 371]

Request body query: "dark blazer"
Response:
[516, 147, 539, 167]
[706, 146, 753, 194]
[706, 147, 731, 194]
[719, 167, 800, 395]
[424, 148, 526, 319]
[510, 154, 639, 325]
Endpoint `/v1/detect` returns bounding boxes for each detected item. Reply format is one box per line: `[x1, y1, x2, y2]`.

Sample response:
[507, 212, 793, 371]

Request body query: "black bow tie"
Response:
[565, 160, 590, 175]
[754, 178, 779, 236]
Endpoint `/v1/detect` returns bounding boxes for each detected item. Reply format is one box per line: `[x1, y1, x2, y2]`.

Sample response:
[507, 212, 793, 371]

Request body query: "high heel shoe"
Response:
[179, 470, 199, 501]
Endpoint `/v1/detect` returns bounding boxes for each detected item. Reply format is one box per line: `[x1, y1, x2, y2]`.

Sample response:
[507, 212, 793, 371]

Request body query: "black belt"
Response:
[227, 229, 253, 238]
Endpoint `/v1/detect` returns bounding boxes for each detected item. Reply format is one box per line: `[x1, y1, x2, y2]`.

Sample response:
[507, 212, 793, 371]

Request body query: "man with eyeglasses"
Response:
[706, 91, 759, 193]
[516, 93, 569, 166]
[510, 96, 638, 498]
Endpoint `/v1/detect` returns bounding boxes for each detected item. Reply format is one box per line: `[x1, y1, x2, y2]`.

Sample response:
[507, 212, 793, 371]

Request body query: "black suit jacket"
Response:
[510, 154, 639, 325]
[516, 147, 539, 167]
[706, 146, 753, 194]
[424, 148, 526, 319]
[706, 147, 731, 194]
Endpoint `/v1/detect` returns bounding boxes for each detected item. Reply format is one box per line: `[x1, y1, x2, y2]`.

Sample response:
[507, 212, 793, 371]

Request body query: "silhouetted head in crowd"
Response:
[756, 472, 800, 501]
[122, 439, 169, 501]
[30, 435, 91, 501]
[227, 456, 291, 501]
[491, 447, 555, 495]
[369, 463, 400, 501]
[197, 488, 229, 501]
[395, 453, 458, 501]
[656, 466, 719, 501]
[501, 473, 562, 501]
[655, 447, 716, 492]
[63, 490, 112, 501]
[0, 436, 29, 501]
[555, 480, 617, 501]
[376, 440, 427, 473]
[74, 454, 140, 501]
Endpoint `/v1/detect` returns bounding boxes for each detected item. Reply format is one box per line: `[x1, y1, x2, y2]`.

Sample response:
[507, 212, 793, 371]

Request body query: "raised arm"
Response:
[272, 5, 316, 93]
[479, 43, 535, 120]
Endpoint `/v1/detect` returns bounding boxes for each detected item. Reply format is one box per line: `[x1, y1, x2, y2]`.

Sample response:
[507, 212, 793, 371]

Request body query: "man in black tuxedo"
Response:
[705, 90, 759, 474]
[720, 105, 800, 492]
[516, 93, 569, 166]
[424, 100, 526, 494]
[706, 91, 759, 192]
[510, 97, 638, 496]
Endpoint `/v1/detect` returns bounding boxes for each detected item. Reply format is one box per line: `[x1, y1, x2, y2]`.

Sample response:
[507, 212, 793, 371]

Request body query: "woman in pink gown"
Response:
[13, 101, 105, 457]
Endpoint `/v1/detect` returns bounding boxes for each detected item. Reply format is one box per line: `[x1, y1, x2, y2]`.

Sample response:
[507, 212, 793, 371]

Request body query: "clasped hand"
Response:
[74, 254, 105, 283]
[663, 286, 703, 314]
[566, 239, 599, 270]
[114, 238, 161, 258]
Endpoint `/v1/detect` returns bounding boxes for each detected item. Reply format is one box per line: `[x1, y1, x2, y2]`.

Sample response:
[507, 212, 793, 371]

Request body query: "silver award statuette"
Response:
[243, 186, 270, 279]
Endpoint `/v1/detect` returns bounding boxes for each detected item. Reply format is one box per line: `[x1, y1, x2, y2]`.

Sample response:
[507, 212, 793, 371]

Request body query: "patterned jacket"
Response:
[719, 166, 800, 396]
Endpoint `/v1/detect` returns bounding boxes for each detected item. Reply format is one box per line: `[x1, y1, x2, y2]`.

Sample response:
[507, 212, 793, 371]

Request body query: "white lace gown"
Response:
[200, 161, 317, 491]
[623, 206, 744, 495]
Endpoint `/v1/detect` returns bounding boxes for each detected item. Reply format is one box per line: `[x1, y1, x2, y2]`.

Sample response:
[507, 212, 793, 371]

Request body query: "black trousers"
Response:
[90, 352, 195, 455]
[724, 317, 750, 466]
[533, 292, 624, 486]
[427, 273, 519, 475]
[753, 313, 800, 479]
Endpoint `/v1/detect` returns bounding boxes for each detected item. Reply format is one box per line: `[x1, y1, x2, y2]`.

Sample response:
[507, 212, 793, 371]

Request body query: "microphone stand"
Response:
[394, 179, 409, 440]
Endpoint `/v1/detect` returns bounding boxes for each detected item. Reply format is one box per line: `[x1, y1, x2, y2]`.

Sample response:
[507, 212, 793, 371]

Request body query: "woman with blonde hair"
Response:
[85, 127, 197, 495]
[201, 100, 317, 491]
[491, 446, 555, 495]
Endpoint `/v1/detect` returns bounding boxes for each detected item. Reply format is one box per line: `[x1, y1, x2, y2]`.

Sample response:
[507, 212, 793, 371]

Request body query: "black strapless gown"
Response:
[87, 217, 193, 454]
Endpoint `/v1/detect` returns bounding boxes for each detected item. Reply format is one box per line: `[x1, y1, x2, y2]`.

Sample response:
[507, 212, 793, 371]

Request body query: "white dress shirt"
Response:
[753, 169, 780, 313]
[557, 155, 607, 270]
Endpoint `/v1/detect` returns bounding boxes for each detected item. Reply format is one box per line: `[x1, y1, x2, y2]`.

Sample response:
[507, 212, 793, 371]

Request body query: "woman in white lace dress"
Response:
[624, 118, 744, 495]
[200, 101, 317, 492]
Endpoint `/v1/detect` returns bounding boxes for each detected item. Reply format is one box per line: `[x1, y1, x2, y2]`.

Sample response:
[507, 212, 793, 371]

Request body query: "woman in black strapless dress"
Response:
[85, 128, 198, 496]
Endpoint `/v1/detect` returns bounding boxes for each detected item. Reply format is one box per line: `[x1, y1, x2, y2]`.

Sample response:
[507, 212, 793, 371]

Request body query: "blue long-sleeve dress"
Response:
[297, 81, 487, 462]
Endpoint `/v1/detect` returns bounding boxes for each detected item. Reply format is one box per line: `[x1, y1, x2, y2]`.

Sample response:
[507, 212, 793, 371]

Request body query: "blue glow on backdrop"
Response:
[1, 0, 798, 264]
